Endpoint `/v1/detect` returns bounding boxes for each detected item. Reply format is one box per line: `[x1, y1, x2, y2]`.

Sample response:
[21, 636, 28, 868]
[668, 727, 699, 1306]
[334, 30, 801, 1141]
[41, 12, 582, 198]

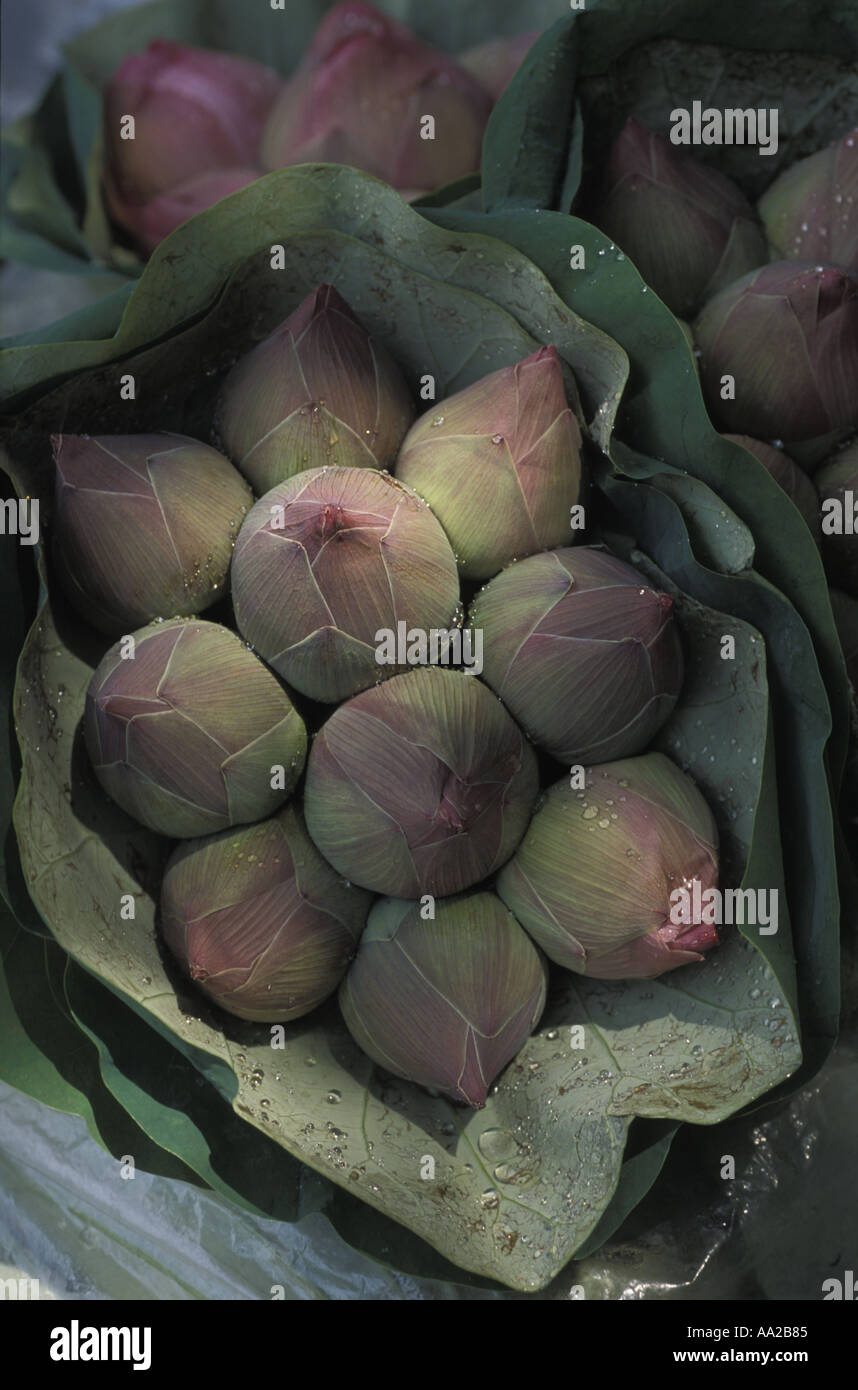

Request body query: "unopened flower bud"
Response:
[396, 347, 582, 580]
[161, 805, 371, 1021]
[340, 891, 547, 1107]
[497, 754, 720, 979]
[85, 619, 306, 837]
[216, 284, 415, 493]
[470, 547, 683, 763]
[52, 432, 252, 636]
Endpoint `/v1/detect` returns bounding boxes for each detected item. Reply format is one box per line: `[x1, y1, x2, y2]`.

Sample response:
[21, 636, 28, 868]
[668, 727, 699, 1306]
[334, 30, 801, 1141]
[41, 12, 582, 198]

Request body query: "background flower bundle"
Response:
[1, 0, 856, 1296]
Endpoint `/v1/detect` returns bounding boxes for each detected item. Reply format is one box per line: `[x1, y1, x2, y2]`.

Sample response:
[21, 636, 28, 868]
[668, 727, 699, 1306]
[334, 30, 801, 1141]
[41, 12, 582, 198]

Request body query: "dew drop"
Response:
[479, 1189, 500, 1210]
[326, 1089, 342, 1103]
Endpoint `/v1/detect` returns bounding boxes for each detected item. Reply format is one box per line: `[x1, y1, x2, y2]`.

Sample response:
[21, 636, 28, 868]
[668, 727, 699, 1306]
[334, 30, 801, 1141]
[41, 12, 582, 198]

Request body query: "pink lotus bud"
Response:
[114, 167, 261, 254]
[758, 128, 858, 271]
[497, 754, 720, 980]
[396, 346, 582, 581]
[592, 118, 767, 318]
[458, 33, 538, 100]
[694, 262, 858, 451]
[216, 283, 415, 493]
[259, 2, 492, 192]
[103, 39, 281, 244]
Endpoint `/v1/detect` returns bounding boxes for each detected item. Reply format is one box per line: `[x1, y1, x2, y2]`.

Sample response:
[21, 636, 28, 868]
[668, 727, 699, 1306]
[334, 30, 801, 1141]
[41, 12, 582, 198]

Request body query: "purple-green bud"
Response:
[304, 666, 538, 897]
[497, 754, 720, 979]
[52, 433, 252, 636]
[231, 467, 460, 702]
[85, 618, 306, 837]
[723, 433, 820, 538]
[161, 805, 371, 1022]
[694, 263, 858, 453]
[395, 346, 582, 581]
[339, 891, 548, 1108]
[758, 128, 858, 271]
[817, 440, 858, 596]
[215, 284, 415, 494]
[592, 117, 767, 318]
[470, 547, 683, 764]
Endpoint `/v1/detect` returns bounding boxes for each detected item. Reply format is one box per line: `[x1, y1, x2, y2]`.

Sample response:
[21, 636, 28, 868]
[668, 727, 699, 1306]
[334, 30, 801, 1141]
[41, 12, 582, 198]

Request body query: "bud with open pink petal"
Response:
[497, 754, 720, 979]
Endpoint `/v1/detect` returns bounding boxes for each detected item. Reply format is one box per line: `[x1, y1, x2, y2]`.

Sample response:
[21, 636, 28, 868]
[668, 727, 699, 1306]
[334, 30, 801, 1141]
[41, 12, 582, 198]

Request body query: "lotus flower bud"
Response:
[830, 589, 858, 691]
[396, 347, 582, 581]
[458, 33, 538, 100]
[259, 2, 492, 194]
[470, 547, 683, 764]
[232, 467, 459, 702]
[161, 805, 371, 1022]
[52, 433, 252, 636]
[340, 892, 548, 1107]
[817, 440, 858, 596]
[215, 284, 415, 494]
[125, 167, 261, 255]
[304, 667, 538, 897]
[758, 128, 858, 271]
[694, 263, 858, 454]
[103, 39, 281, 248]
[723, 434, 820, 537]
[497, 754, 720, 979]
[592, 118, 767, 317]
[85, 618, 306, 838]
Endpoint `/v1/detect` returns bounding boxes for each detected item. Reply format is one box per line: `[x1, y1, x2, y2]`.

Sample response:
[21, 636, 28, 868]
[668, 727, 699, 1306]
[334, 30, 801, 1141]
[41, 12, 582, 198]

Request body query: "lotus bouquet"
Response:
[1, 0, 855, 1298]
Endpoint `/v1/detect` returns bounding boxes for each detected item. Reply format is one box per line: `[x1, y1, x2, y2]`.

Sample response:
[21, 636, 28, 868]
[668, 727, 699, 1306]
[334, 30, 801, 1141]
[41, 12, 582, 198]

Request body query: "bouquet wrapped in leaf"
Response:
[1, 0, 855, 1297]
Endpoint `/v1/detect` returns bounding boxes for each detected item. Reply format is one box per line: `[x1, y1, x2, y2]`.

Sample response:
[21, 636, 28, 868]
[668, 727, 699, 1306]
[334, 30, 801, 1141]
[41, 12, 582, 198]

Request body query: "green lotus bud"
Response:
[758, 127, 858, 271]
[339, 891, 548, 1108]
[694, 263, 858, 455]
[830, 588, 858, 691]
[470, 547, 683, 764]
[304, 667, 538, 897]
[231, 467, 460, 702]
[497, 754, 720, 979]
[52, 433, 252, 636]
[161, 805, 371, 1022]
[817, 440, 858, 596]
[85, 618, 306, 837]
[215, 283, 415, 493]
[592, 117, 767, 317]
[723, 433, 820, 537]
[395, 346, 582, 581]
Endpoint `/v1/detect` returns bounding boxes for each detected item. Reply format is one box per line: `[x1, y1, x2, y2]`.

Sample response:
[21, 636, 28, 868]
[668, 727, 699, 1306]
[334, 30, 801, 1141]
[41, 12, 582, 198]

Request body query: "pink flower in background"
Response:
[103, 39, 281, 246]
[458, 32, 538, 101]
[127, 167, 263, 254]
[259, 2, 492, 194]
